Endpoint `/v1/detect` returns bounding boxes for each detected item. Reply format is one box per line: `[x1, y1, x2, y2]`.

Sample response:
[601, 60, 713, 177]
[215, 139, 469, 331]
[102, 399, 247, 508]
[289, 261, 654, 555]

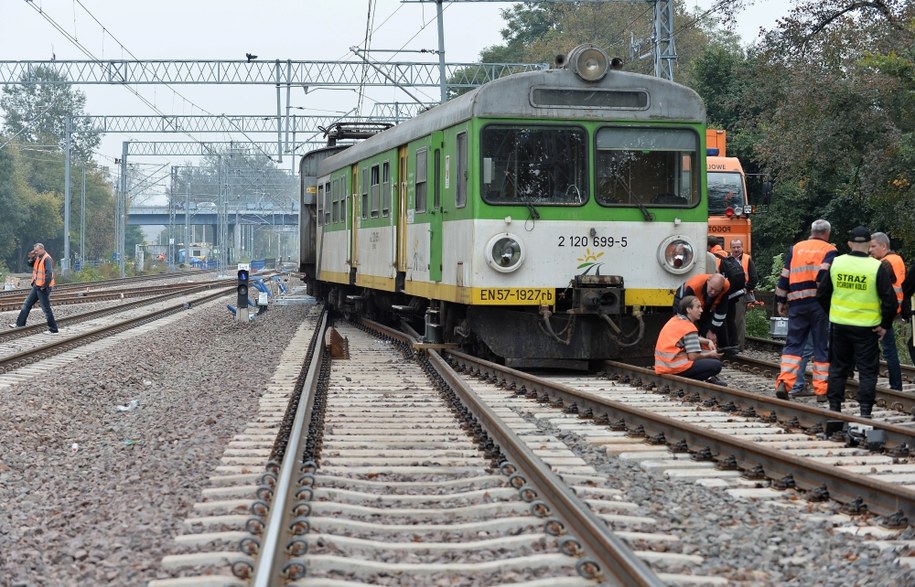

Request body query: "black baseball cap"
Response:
[848, 226, 871, 243]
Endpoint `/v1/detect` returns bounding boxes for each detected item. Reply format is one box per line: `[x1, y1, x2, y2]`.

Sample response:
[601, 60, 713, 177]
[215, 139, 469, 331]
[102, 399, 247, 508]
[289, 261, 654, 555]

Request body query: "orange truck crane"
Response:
[706, 129, 752, 253]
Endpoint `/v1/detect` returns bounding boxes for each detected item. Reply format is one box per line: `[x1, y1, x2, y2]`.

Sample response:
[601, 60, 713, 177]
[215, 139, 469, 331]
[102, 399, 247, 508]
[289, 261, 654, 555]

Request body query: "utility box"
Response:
[769, 317, 789, 339]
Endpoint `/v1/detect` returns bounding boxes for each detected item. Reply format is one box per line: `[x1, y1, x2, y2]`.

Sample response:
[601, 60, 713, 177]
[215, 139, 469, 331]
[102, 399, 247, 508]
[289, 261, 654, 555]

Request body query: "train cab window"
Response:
[456, 132, 467, 208]
[595, 127, 698, 208]
[415, 148, 428, 212]
[370, 165, 381, 218]
[382, 161, 391, 216]
[361, 168, 369, 220]
[481, 125, 587, 205]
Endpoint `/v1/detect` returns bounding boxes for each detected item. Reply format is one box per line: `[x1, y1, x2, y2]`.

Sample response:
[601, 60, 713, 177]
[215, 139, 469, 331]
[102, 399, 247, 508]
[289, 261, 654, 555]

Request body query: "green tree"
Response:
[1, 65, 100, 162]
[0, 141, 30, 265]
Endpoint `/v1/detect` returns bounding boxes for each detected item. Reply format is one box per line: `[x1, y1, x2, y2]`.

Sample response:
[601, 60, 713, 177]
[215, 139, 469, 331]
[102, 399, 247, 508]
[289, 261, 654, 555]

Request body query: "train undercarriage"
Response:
[306, 276, 663, 371]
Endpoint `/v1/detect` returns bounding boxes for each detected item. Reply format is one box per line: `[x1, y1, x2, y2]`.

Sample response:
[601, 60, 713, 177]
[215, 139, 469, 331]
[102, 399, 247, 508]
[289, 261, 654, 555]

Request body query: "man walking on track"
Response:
[817, 227, 898, 418]
[774, 219, 837, 401]
[9, 242, 59, 334]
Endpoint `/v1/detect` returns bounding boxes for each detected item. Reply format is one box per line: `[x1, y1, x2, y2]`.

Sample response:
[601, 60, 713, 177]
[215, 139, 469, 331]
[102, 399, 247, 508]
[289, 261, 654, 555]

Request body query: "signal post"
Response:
[236, 263, 251, 323]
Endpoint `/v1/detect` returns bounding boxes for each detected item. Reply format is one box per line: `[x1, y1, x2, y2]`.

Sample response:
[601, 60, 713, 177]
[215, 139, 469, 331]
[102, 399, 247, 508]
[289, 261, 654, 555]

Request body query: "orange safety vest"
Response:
[655, 315, 698, 374]
[678, 273, 730, 309]
[777, 238, 836, 303]
[738, 254, 751, 279]
[708, 244, 726, 270]
[884, 252, 905, 312]
[32, 253, 56, 288]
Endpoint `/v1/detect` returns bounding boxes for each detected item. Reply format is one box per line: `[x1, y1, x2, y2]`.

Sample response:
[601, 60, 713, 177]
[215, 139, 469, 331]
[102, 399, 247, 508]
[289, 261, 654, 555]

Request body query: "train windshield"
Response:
[481, 125, 587, 205]
[594, 127, 699, 208]
[707, 171, 746, 214]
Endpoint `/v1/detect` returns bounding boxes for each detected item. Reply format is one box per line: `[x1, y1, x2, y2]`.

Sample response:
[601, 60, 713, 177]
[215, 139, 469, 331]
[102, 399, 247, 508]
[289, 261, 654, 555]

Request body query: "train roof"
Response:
[316, 67, 705, 174]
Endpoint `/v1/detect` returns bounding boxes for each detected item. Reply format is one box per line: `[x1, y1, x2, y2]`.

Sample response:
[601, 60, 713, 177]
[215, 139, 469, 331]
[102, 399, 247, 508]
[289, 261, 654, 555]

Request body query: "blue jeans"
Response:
[881, 323, 902, 390]
[791, 332, 814, 393]
[16, 285, 58, 332]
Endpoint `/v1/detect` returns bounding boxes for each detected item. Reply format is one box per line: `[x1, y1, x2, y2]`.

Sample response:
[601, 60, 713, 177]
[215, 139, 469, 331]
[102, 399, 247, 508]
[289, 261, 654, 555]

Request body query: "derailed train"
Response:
[299, 45, 708, 368]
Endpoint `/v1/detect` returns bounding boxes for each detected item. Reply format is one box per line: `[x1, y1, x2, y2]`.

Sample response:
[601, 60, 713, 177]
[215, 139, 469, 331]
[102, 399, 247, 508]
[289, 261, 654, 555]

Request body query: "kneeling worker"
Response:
[655, 295, 725, 385]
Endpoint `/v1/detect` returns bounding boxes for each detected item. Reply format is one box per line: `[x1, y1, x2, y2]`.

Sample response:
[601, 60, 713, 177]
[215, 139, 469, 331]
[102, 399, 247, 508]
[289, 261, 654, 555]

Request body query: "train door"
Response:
[429, 132, 444, 283]
[396, 146, 408, 283]
[350, 165, 359, 283]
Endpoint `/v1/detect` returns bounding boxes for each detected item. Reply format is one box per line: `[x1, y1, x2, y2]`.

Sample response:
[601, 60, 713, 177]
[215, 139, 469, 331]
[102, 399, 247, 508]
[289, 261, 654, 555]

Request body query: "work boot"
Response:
[816, 394, 827, 403]
[829, 403, 842, 413]
[860, 406, 873, 419]
[775, 382, 789, 400]
[789, 387, 814, 399]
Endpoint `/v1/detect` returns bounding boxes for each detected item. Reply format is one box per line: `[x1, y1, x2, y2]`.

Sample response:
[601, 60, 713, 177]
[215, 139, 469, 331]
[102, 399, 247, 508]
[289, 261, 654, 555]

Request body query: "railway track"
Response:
[445, 353, 915, 521]
[149, 317, 915, 585]
[154, 317, 746, 586]
[746, 334, 915, 388]
[0, 284, 235, 375]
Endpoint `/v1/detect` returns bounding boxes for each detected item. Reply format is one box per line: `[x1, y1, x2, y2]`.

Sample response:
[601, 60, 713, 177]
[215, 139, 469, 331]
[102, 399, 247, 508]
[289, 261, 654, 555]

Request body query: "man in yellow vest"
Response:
[817, 227, 897, 417]
[9, 242, 59, 334]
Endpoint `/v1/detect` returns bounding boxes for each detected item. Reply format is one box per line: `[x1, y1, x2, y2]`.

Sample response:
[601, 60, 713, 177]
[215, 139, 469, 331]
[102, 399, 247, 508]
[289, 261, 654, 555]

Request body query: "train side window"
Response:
[415, 148, 428, 212]
[332, 178, 340, 224]
[317, 184, 324, 226]
[382, 161, 391, 217]
[361, 168, 369, 220]
[323, 182, 331, 225]
[370, 164, 381, 218]
[456, 132, 467, 208]
[433, 149, 441, 210]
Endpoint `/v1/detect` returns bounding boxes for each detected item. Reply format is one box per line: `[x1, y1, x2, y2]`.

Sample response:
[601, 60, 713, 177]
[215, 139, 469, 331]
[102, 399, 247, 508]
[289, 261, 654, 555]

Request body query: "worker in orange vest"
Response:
[869, 232, 905, 390]
[655, 295, 725, 384]
[672, 273, 730, 344]
[774, 219, 837, 401]
[9, 242, 59, 334]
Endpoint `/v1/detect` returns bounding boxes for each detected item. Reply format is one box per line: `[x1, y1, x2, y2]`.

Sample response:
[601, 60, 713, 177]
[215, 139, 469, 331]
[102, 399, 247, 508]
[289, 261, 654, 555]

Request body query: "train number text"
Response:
[558, 235, 628, 248]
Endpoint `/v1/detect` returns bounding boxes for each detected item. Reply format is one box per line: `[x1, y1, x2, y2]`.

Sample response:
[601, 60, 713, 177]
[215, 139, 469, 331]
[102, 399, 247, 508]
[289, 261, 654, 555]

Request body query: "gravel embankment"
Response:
[0, 301, 311, 586]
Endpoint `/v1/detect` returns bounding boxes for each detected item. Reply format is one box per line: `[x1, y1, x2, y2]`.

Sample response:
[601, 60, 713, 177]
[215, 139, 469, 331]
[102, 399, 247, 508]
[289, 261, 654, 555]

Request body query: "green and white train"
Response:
[299, 45, 708, 368]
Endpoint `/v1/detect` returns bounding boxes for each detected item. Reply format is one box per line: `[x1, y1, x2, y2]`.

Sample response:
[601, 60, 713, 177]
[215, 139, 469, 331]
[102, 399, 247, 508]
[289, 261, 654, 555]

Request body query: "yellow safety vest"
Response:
[829, 254, 881, 326]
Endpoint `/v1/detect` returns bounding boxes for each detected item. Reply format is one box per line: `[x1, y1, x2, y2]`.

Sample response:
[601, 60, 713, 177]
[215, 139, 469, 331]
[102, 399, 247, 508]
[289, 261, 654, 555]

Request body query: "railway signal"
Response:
[237, 267, 250, 309]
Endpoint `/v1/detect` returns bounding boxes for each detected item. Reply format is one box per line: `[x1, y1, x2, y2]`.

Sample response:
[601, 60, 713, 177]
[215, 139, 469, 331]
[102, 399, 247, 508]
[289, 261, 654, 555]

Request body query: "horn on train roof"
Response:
[564, 44, 611, 82]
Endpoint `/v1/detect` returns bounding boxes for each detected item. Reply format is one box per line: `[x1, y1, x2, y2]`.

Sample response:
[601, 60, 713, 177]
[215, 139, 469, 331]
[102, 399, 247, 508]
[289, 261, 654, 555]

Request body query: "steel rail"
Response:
[746, 335, 915, 385]
[357, 320, 664, 587]
[0, 282, 231, 342]
[0, 282, 224, 312]
[727, 352, 915, 416]
[0, 286, 234, 372]
[251, 309, 328, 587]
[445, 350, 915, 521]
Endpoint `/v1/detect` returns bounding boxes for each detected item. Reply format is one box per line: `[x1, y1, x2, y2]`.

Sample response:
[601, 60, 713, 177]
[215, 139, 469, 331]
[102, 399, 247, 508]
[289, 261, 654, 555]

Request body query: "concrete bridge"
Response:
[128, 204, 299, 226]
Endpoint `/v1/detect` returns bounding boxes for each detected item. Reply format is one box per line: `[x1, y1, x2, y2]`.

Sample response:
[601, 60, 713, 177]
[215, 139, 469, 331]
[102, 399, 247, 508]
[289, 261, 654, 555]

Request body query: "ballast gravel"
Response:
[2, 297, 914, 585]
[0, 301, 310, 586]
[524, 412, 915, 586]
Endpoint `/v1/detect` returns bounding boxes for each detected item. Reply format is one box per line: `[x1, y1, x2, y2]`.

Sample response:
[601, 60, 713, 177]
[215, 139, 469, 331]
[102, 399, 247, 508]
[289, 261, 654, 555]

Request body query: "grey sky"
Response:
[1, 0, 792, 172]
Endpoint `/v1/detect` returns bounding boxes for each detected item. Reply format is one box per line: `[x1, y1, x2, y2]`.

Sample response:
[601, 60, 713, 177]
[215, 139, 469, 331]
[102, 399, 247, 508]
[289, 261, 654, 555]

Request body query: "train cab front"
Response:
[465, 273, 649, 370]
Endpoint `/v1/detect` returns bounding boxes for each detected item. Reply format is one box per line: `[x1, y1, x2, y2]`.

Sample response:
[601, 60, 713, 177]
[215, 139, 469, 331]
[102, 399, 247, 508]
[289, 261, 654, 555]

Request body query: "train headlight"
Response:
[567, 44, 610, 82]
[485, 233, 525, 273]
[657, 236, 695, 275]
